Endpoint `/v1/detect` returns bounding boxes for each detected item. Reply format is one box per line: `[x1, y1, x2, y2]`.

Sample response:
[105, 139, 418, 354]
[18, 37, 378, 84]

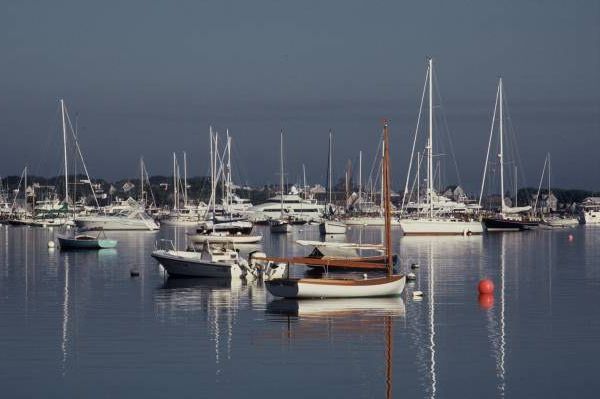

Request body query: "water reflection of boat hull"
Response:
[265, 275, 405, 299]
[266, 297, 405, 317]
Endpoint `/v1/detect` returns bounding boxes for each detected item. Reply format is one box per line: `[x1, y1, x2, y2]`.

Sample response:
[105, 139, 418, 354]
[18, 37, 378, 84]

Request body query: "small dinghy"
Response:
[57, 231, 117, 250]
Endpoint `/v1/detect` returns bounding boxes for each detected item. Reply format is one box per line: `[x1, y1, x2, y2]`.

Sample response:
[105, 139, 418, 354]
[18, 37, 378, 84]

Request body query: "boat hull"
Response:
[483, 217, 530, 231]
[400, 219, 484, 235]
[345, 217, 401, 226]
[265, 275, 405, 298]
[57, 236, 117, 249]
[319, 220, 347, 235]
[270, 221, 291, 234]
[188, 234, 263, 244]
[151, 250, 236, 278]
[75, 216, 159, 231]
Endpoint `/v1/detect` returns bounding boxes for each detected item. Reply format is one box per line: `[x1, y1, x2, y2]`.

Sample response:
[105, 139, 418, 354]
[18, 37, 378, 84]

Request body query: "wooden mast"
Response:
[382, 120, 393, 276]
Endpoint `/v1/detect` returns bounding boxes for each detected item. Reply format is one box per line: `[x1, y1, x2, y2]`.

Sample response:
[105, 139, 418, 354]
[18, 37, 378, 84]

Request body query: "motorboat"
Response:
[75, 209, 159, 231]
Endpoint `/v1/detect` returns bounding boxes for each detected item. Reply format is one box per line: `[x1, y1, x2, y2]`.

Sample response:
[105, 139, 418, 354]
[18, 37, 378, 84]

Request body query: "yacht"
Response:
[248, 192, 324, 223]
[580, 197, 600, 224]
[75, 208, 159, 231]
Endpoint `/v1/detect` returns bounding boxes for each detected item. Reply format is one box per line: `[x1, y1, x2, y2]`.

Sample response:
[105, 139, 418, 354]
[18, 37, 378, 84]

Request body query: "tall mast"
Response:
[417, 151, 421, 215]
[209, 127, 214, 216]
[140, 157, 144, 205]
[499, 78, 505, 214]
[172, 152, 177, 210]
[358, 150, 362, 208]
[280, 130, 285, 218]
[514, 165, 517, 207]
[302, 164, 307, 200]
[24, 166, 28, 207]
[60, 99, 69, 204]
[226, 130, 232, 211]
[183, 151, 188, 207]
[548, 152, 551, 205]
[382, 120, 393, 276]
[427, 58, 434, 218]
[328, 129, 333, 205]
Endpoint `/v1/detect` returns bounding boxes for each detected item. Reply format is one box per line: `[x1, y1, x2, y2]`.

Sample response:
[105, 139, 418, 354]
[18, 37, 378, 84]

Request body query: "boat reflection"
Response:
[266, 296, 405, 318]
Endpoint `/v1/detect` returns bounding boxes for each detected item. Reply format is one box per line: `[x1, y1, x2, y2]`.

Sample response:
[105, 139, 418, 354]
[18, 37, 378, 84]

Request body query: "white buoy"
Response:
[363, 273, 368, 280]
[413, 290, 424, 298]
[407, 272, 417, 281]
[47, 241, 55, 249]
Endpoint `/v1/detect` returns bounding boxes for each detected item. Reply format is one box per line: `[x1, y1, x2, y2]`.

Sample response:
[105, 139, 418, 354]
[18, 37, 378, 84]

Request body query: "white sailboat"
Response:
[535, 153, 578, 228]
[480, 78, 538, 231]
[400, 58, 483, 236]
[319, 130, 347, 235]
[270, 130, 292, 234]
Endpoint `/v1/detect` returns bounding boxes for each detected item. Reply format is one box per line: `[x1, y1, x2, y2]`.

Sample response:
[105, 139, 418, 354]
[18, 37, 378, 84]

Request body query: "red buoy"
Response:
[478, 279, 494, 295]
[568, 234, 574, 242]
[478, 293, 494, 309]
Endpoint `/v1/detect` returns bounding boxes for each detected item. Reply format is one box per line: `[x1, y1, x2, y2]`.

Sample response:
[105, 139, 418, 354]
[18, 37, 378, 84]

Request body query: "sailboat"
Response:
[399, 58, 483, 236]
[270, 130, 292, 234]
[319, 130, 347, 235]
[536, 153, 578, 228]
[265, 121, 405, 298]
[480, 78, 537, 231]
[188, 128, 261, 243]
[161, 152, 205, 226]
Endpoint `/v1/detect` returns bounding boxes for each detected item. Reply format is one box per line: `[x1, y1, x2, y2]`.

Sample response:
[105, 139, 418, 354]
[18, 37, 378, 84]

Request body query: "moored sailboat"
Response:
[265, 120, 405, 298]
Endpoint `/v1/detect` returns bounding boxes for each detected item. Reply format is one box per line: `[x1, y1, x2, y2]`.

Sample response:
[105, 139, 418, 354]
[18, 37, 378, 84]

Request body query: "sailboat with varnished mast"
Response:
[265, 120, 405, 298]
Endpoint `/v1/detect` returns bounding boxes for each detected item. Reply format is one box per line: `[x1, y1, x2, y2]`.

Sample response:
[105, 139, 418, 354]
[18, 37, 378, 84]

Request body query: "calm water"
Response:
[1, 224, 599, 398]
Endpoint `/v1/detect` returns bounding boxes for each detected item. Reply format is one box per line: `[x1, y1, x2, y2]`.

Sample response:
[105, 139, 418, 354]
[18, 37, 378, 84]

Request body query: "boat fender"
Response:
[363, 273, 368, 280]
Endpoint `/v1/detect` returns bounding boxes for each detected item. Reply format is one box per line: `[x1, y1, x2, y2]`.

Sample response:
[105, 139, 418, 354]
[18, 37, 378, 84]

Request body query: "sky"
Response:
[0, 0, 599, 193]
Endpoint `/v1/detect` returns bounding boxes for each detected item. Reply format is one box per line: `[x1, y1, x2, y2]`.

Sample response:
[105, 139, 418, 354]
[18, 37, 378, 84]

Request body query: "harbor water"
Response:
[1, 224, 599, 398]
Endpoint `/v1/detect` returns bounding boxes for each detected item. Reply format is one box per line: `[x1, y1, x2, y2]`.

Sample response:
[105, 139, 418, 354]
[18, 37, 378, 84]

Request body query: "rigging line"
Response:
[64, 105, 100, 208]
[401, 64, 429, 213]
[432, 66, 462, 189]
[533, 154, 548, 213]
[502, 89, 529, 192]
[478, 82, 500, 207]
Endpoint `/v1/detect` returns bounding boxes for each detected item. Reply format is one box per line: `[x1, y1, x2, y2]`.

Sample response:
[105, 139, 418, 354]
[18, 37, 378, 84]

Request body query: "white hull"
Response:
[319, 220, 347, 235]
[160, 218, 200, 227]
[266, 275, 405, 298]
[400, 218, 483, 236]
[75, 216, 159, 231]
[345, 216, 401, 226]
[544, 217, 579, 228]
[151, 250, 240, 278]
[188, 233, 263, 244]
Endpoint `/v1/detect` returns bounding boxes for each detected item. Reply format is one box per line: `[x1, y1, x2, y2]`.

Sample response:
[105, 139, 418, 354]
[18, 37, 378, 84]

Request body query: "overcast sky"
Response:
[1, 1, 599, 192]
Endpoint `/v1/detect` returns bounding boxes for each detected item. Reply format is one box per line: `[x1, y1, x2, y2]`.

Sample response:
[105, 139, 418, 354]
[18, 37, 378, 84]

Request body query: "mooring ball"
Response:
[47, 241, 55, 249]
[478, 279, 494, 295]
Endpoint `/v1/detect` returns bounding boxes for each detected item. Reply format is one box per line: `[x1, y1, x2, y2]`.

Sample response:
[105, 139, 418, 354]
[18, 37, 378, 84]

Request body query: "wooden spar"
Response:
[259, 256, 388, 270]
[382, 120, 393, 276]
